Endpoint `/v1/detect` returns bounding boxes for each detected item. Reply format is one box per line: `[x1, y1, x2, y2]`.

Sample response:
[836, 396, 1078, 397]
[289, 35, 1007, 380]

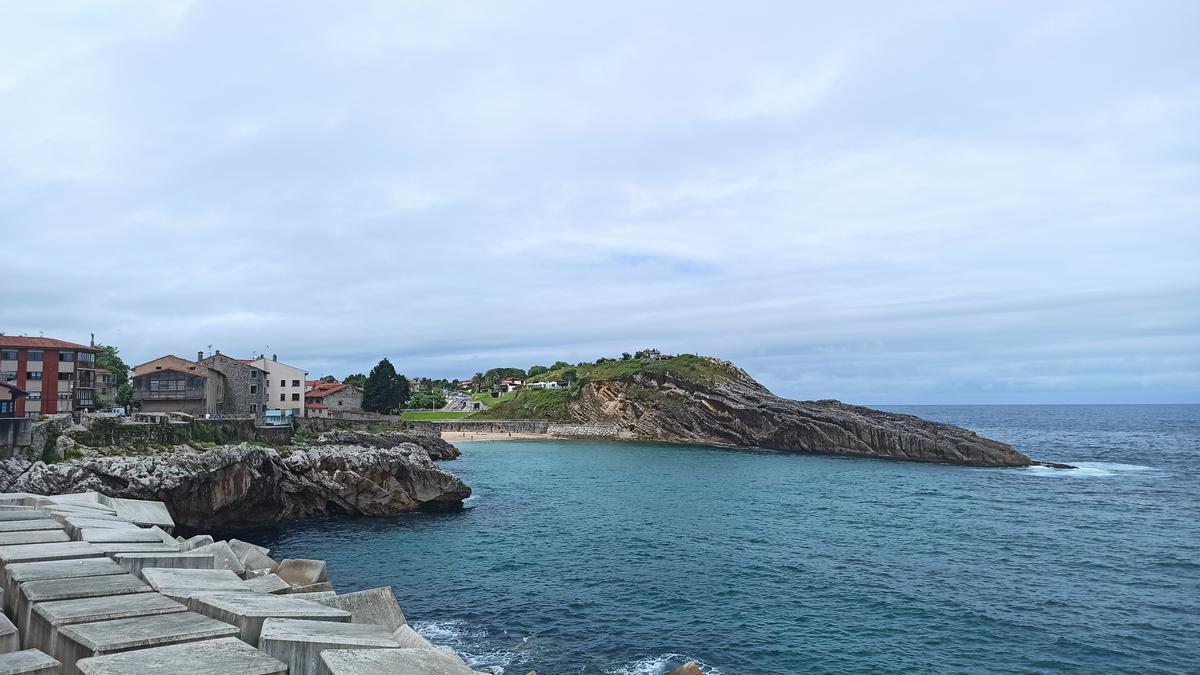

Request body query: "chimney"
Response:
[272, 354, 277, 362]
[198, 351, 204, 362]
[215, 349, 221, 355]
[90, 333, 95, 347]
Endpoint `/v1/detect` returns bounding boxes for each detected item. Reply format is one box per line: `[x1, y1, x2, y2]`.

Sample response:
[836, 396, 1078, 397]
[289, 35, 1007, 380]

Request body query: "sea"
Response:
[218, 405, 1200, 674]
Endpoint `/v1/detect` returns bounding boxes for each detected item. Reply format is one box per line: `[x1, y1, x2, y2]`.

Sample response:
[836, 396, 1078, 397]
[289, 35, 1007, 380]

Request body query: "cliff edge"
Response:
[481, 355, 1033, 467]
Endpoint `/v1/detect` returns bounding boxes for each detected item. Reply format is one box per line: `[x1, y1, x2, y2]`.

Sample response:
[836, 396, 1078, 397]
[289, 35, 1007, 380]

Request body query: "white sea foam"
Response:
[1023, 461, 1156, 477]
[608, 653, 722, 675]
[412, 619, 522, 675]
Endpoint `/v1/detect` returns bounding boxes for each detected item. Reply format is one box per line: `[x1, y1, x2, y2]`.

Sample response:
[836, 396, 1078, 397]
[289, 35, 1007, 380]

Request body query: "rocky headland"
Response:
[0, 428, 471, 528]
[481, 355, 1040, 467]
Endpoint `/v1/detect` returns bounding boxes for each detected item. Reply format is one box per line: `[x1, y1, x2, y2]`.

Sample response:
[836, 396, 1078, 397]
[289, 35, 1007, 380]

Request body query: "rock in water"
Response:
[0, 442, 471, 527]
[565, 362, 1033, 467]
[314, 429, 461, 459]
[666, 663, 704, 675]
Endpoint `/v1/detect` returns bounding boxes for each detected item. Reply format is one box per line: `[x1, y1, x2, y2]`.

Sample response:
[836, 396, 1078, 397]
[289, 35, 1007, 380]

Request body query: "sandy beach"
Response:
[441, 431, 551, 442]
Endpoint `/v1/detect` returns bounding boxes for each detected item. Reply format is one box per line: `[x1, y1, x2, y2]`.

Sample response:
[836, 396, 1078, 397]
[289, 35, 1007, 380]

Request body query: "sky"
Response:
[1, 1, 1197, 404]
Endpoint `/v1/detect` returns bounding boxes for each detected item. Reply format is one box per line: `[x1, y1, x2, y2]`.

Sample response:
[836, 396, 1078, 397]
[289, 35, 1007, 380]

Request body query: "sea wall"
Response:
[407, 420, 621, 439]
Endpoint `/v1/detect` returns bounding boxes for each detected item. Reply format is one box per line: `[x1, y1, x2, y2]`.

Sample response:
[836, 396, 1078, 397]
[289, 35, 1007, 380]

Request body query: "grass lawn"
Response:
[400, 411, 476, 421]
[471, 390, 517, 408]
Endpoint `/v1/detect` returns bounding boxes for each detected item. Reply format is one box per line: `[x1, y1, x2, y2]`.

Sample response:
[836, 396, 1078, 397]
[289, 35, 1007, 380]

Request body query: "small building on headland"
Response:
[131, 351, 269, 418]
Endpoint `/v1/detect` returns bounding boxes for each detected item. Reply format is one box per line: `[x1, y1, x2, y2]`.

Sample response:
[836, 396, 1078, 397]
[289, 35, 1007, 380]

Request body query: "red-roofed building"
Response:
[0, 335, 98, 417]
[304, 381, 364, 418]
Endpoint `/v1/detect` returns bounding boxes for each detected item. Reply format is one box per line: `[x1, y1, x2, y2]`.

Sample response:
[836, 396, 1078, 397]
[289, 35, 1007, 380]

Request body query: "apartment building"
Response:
[249, 354, 308, 417]
[0, 336, 98, 417]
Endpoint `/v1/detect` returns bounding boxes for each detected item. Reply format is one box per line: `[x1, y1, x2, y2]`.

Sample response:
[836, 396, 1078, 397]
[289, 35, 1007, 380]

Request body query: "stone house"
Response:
[199, 352, 269, 417]
[304, 382, 365, 418]
[131, 351, 269, 418]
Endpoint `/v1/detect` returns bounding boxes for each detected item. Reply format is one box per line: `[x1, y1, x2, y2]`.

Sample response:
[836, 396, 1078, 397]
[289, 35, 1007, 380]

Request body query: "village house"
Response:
[131, 351, 269, 418]
[0, 335, 98, 417]
[304, 381, 365, 418]
[500, 377, 525, 392]
[527, 381, 562, 390]
[250, 354, 308, 418]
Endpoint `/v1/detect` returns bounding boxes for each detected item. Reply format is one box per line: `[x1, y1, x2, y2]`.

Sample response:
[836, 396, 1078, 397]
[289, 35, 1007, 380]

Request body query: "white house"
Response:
[250, 355, 308, 417]
[527, 381, 561, 390]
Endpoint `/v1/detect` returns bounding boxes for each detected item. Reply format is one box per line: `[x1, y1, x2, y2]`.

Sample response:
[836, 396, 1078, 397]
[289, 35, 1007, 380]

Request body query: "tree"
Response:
[552, 361, 570, 370]
[115, 382, 134, 409]
[621, 352, 632, 361]
[528, 365, 549, 377]
[408, 392, 447, 410]
[344, 373, 366, 388]
[319, 375, 338, 383]
[362, 359, 407, 413]
[561, 368, 578, 385]
[94, 344, 130, 388]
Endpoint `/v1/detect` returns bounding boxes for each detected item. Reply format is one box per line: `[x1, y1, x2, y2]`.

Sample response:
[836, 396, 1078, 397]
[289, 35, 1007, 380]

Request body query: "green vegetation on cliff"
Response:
[473, 354, 740, 421]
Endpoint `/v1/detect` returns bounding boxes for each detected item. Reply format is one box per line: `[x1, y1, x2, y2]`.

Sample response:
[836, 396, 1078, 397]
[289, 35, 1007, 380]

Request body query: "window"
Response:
[59, 352, 74, 362]
[280, 394, 285, 401]
[280, 379, 286, 387]
[338, 400, 343, 406]
[291, 393, 300, 401]
[77, 352, 94, 363]
[250, 385, 258, 394]
[250, 371, 257, 378]
[251, 404, 257, 413]
[27, 371, 42, 380]
[58, 393, 70, 400]
[58, 373, 73, 381]
[1, 350, 16, 360]
[28, 351, 42, 362]
[0, 401, 12, 414]
[292, 379, 300, 387]
[25, 412, 38, 419]
[26, 393, 41, 401]
[1, 371, 14, 382]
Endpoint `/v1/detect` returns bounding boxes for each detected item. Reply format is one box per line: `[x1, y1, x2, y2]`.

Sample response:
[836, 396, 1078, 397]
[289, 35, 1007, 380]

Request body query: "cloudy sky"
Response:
[2, 1, 1197, 404]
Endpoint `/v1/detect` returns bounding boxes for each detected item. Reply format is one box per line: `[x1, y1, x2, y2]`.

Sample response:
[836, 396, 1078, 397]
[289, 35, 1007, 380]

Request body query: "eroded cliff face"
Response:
[0, 441, 471, 527]
[563, 367, 1033, 467]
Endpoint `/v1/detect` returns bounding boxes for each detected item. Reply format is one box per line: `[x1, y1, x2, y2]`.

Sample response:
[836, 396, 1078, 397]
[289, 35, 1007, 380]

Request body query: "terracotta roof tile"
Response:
[0, 336, 94, 351]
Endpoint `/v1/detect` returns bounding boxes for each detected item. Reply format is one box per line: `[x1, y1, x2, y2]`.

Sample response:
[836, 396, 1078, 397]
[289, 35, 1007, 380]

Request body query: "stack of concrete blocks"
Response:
[0, 491, 483, 674]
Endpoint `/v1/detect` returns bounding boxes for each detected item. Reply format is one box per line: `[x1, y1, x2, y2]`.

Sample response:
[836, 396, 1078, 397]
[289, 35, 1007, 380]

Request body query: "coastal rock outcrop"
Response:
[0, 441, 471, 527]
[564, 363, 1033, 467]
[314, 429, 461, 460]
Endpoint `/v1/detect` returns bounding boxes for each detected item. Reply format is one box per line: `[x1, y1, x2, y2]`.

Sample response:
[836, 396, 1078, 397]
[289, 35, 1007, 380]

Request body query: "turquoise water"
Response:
[222, 405, 1200, 674]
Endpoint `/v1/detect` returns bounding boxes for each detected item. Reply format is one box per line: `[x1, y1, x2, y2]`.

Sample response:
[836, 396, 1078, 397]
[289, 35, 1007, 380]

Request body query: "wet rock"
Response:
[666, 662, 703, 675]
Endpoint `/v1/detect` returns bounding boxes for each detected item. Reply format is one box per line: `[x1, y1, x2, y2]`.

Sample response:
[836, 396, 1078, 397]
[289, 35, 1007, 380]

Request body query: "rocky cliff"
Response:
[549, 358, 1033, 467]
[0, 440, 472, 527]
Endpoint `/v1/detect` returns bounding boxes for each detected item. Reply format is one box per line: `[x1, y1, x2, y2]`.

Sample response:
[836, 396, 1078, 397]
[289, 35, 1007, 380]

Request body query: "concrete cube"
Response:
[75, 637, 286, 675]
[76, 528, 162, 544]
[276, 559, 327, 586]
[95, 497, 174, 530]
[0, 531, 69, 547]
[186, 591, 351, 644]
[92, 543, 180, 555]
[286, 582, 334, 594]
[258, 618, 400, 675]
[0, 543, 105, 579]
[110, 553, 215, 580]
[312, 587, 406, 631]
[16, 572, 151, 639]
[392, 625, 435, 650]
[29, 592, 186, 657]
[230, 542, 277, 573]
[0, 521, 64, 534]
[2, 558, 124, 614]
[0, 613, 17, 654]
[244, 574, 290, 594]
[0, 649, 59, 675]
[187, 542, 245, 574]
[318, 647, 481, 675]
[56, 611, 238, 674]
[141, 568, 251, 601]
[179, 535, 214, 551]
[0, 512, 47, 522]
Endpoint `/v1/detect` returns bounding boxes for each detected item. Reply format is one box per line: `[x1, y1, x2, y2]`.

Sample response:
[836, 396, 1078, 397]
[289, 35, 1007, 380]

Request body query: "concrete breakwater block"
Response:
[30, 592, 187, 658]
[0, 613, 17, 654]
[186, 591, 351, 644]
[258, 618, 400, 675]
[76, 528, 163, 544]
[75, 637, 286, 675]
[3, 558, 124, 614]
[0, 531, 69, 547]
[287, 591, 336, 602]
[92, 543, 180, 556]
[318, 647, 482, 675]
[0, 648, 59, 675]
[56, 610, 239, 675]
[0, 494, 35, 506]
[0, 521, 65, 534]
[141, 568, 250, 601]
[243, 574, 290, 594]
[312, 587, 406, 631]
[276, 559, 327, 587]
[96, 497, 174, 531]
[187, 542, 245, 574]
[230, 540, 277, 573]
[111, 552, 215, 580]
[0, 543, 105, 579]
[392, 625, 435, 650]
[179, 535, 214, 551]
[0, 512, 47, 523]
[15, 572, 152, 640]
